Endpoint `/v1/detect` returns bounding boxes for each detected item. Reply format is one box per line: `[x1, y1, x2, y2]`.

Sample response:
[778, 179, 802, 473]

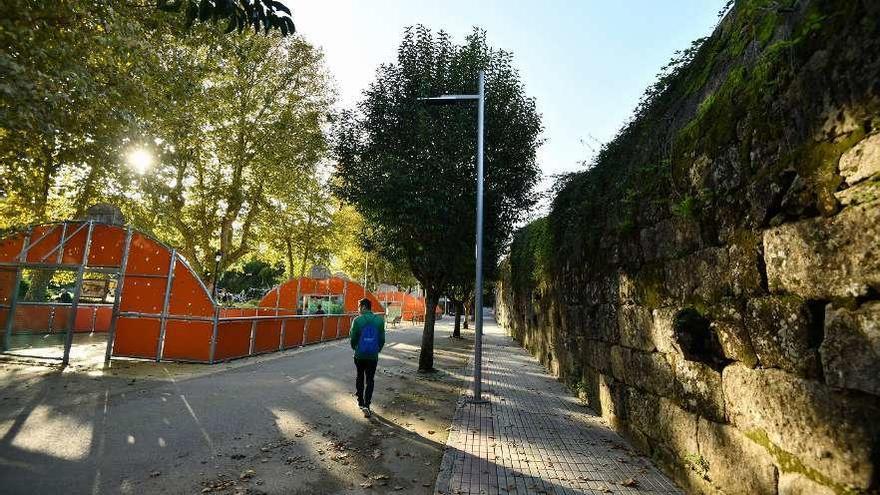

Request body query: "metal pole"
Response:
[3, 228, 31, 352]
[209, 306, 220, 363]
[248, 319, 256, 356]
[105, 227, 132, 365]
[56, 222, 67, 264]
[63, 221, 94, 367]
[155, 249, 176, 361]
[279, 318, 286, 351]
[472, 70, 486, 403]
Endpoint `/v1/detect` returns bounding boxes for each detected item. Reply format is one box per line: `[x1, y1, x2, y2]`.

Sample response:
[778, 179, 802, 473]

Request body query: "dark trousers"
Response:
[354, 357, 378, 408]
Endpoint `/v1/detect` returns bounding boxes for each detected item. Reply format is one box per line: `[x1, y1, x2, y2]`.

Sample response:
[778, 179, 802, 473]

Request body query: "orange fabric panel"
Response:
[113, 317, 160, 359]
[343, 281, 383, 314]
[0, 309, 7, 339]
[299, 278, 318, 296]
[324, 316, 341, 339]
[120, 276, 167, 314]
[213, 320, 251, 360]
[0, 268, 16, 305]
[219, 308, 258, 318]
[51, 306, 71, 331]
[13, 306, 52, 332]
[125, 233, 171, 275]
[259, 277, 388, 315]
[168, 259, 213, 317]
[25, 225, 63, 263]
[94, 306, 112, 332]
[304, 317, 323, 344]
[257, 287, 279, 309]
[283, 318, 305, 348]
[328, 278, 345, 293]
[339, 315, 353, 337]
[278, 283, 298, 310]
[162, 319, 212, 362]
[60, 223, 88, 265]
[74, 306, 96, 332]
[87, 224, 125, 267]
[253, 319, 281, 353]
[0, 234, 24, 262]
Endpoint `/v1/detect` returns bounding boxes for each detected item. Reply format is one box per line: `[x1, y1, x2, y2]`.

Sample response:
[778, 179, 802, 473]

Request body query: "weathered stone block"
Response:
[624, 386, 661, 438]
[578, 366, 601, 412]
[839, 132, 880, 185]
[697, 418, 778, 495]
[745, 296, 821, 378]
[712, 319, 758, 367]
[617, 270, 637, 305]
[582, 339, 612, 374]
[666, 353, 725, 422]
[614, 348, 675, 397]
[706, 303, 758, 367]
[617, 304, 656, 351]
[763, 203, 880, 298]
[652, 307, 681, 355]
[598, 373, 624, 428]
[609, 345, 629, 383]
[820, 301, 880, 395]
[658, 398, 698, 457]
[834, 179, 880, 207]
[777, 473, 835, 495]
[722, 365, 879, 488]
[639, 217, 702, 262]
[585, 303, 619, 343]
[664, 243, 763, 301]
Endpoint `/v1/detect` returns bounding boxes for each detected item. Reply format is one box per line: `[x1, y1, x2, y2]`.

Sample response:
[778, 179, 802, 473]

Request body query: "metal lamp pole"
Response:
[419, 70, 487, 403]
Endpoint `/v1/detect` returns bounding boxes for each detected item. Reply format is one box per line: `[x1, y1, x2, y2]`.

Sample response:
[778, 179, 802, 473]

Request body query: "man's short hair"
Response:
[359, 298, 371, 310]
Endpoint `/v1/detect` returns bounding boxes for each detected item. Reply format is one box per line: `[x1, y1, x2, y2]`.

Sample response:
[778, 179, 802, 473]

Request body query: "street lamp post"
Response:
[419, 70, 487, 403]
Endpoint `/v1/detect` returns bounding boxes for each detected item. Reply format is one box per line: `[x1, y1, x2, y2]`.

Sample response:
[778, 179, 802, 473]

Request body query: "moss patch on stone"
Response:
[745, 429, 860, 494]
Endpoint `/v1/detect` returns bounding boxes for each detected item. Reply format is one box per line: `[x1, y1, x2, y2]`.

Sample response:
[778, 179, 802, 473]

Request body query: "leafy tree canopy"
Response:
[158, 0, 295, 36]
[332, 26, 542, 370]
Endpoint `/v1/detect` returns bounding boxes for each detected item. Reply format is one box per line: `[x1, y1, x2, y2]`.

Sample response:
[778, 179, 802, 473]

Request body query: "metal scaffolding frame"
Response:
[0, 221, 382, 367]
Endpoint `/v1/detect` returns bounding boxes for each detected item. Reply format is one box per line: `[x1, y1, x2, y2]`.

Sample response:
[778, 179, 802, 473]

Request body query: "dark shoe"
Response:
[363, 407, 372, 418]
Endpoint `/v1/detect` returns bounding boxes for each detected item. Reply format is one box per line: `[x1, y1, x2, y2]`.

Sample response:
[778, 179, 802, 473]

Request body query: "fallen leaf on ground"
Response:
[620, 478, 638, 487]
[239, 469, 256, 480]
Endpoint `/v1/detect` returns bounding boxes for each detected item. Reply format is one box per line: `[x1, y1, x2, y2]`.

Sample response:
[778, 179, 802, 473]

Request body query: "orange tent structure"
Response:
[376, 291, 441, 322]
[257, 277, 382, 315]
[377, 291, 425, 321]
[0, 221, 383, 366]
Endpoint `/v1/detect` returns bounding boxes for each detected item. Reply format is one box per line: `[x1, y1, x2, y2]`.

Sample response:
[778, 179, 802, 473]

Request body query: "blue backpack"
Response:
[358, 323, 380, 355]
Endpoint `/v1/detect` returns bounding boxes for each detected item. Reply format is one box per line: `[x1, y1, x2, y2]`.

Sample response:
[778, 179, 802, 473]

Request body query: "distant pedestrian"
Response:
[349, 298, 385, 417]
[314, 304, 326, 315]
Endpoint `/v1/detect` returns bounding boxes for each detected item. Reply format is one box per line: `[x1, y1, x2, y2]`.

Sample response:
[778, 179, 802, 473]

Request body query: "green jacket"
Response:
[349, 311, 386, 360]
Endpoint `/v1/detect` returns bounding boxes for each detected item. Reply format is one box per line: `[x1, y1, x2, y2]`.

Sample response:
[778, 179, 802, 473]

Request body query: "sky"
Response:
[290, 1, 727, 208]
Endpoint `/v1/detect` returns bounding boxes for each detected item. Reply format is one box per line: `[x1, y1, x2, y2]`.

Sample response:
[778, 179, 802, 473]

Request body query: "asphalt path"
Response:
[0, 320, 470, 494]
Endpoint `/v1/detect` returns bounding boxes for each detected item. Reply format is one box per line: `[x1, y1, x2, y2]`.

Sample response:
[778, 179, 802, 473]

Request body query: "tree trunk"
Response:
[463, 302, 469, 330]
[285, 237, 295, 279]
[418, 290, 440, 372]
[452, 300, 462, 338]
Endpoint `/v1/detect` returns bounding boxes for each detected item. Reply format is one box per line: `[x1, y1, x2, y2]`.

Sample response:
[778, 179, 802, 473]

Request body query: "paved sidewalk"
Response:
[435, 320, 682, 495]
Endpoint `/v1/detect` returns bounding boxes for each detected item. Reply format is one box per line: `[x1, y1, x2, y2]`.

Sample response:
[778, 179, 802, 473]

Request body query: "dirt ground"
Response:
[0, 321, 474, 495]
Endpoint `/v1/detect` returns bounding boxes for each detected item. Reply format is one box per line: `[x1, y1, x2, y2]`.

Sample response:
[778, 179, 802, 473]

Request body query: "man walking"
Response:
[350, 298, 385, 417]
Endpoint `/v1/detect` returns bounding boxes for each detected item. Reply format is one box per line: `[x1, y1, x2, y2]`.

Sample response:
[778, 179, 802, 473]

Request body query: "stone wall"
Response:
[496, 2, 880, 494]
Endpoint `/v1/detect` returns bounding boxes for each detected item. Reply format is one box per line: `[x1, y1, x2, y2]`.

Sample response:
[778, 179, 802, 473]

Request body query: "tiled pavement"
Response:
[435, 320, 683, 495]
